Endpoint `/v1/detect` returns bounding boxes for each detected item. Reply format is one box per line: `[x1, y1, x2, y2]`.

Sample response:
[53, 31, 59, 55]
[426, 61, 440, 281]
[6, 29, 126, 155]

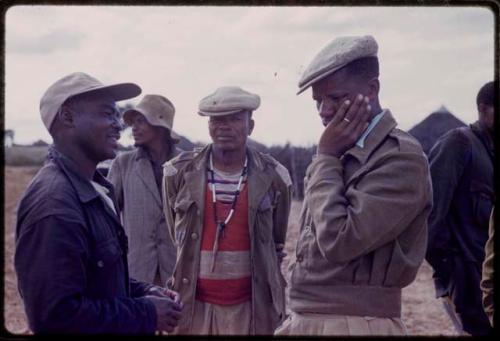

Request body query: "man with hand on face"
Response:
[108, 94, 181, 287]
[162, 86, 292, 335]
[14, 73, 182, 334]
[276, 35, 433, 336]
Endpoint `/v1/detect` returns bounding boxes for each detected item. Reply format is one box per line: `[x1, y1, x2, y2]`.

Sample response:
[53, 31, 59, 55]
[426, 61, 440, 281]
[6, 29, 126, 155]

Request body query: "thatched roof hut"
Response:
[408, 105, 466, 155]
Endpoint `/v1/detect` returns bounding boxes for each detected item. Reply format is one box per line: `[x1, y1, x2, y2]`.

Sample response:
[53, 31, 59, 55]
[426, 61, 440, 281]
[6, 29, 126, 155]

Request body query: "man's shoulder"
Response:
[113, 149, 139, 164]
[18, 163, 81, 225]
[252, 150, 293, 187]
[389, 128, 426, 155]
[162, 148, 203, 177]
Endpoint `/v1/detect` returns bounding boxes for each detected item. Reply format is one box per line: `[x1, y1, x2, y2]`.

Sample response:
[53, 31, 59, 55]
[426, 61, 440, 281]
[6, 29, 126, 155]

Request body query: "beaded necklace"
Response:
[208, 152, 248, 271]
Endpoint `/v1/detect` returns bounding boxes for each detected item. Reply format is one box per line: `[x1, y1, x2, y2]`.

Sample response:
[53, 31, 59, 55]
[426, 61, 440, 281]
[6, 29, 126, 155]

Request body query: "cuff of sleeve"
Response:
[137, 297, 157, 334]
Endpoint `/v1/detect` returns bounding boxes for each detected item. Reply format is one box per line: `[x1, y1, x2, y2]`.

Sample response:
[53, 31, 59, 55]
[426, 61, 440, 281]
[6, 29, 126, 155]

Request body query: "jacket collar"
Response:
[50, 147, 115, 204]
[184, 144, 271, 211]
[470, 120, 494, 156]
[343, 109, 397, 164]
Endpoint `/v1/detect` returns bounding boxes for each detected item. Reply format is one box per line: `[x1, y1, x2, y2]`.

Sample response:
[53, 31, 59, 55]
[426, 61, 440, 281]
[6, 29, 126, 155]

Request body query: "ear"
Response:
[478, 102, 487, 116]
[248, 117, 255, 136]
[366, 78, 380, 99]
[57, 105, 75, 128]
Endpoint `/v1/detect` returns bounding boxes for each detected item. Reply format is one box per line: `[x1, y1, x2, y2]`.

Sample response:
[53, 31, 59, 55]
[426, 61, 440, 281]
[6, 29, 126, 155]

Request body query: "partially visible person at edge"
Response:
[481, 207, 494, 327]
[14, 72, 182, 334]
[275, 35, 432, 336]
[162, 86, 292, 335]
[426, 81, 495, 336]
[108, 94, 181, 287]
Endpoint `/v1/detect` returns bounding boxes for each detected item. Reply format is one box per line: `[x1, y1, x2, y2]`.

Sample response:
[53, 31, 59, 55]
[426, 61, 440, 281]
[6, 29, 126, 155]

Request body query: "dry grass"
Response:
[4, 168, 456, 335]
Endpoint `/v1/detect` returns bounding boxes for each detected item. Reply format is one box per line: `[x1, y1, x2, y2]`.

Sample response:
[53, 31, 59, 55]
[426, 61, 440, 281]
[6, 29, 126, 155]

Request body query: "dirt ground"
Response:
[3, 166, 457, 335]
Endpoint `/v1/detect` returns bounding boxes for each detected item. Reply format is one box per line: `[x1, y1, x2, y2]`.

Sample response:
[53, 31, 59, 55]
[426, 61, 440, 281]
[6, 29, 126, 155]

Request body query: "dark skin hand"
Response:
[318, 94, 372, 158]
[144, 288, 183, 333]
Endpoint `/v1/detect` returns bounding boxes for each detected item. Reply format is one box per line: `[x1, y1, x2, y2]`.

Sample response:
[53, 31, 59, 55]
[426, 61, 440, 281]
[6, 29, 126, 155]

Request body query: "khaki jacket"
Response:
[162, 145, 292, 334]
[289, 110, 433, 318]
[108, 147, 179, 285]
[481, 208, 494, 326]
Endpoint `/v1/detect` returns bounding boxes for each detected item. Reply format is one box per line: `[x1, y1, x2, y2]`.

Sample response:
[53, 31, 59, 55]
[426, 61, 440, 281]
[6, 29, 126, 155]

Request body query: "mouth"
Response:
[215, 135, 234, 141]
[108, 133, 120, 145]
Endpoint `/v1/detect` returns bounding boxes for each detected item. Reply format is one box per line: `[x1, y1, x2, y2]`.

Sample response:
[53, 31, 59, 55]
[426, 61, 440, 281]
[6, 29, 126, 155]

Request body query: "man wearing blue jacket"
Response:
[14, 72, 182, 334]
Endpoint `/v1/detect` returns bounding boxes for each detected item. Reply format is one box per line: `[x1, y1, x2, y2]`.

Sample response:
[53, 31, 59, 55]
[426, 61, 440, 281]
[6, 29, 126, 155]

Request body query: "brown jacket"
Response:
[481, 208, 494, 326]
[288, 110, 432, 318]
[108, 147, 180, 285]
[162, 145, 292, 334]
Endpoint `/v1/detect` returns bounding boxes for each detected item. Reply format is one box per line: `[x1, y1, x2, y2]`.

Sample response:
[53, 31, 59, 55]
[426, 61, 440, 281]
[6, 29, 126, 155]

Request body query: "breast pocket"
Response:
[89, 238, 125, 295]
[173, 199, 195, 245]
[256, 192, 274, 244]
[470, 180, 493, 229]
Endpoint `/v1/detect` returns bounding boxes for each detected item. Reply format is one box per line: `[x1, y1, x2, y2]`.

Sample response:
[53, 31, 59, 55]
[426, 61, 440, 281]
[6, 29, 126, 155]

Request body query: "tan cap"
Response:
[123, 94, 180, 142]
[198, 86, 260, 116]
[40, 72, 141, 131]
[297, 35, 378, 95]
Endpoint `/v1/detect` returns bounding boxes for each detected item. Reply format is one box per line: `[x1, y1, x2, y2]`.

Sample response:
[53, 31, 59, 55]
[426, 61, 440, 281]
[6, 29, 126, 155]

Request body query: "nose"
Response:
[318, 100, 334, 120]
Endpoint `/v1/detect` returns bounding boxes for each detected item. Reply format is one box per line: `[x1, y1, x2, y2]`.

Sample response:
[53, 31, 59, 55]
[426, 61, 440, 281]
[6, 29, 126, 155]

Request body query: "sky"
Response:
[4, 5, 495, 147]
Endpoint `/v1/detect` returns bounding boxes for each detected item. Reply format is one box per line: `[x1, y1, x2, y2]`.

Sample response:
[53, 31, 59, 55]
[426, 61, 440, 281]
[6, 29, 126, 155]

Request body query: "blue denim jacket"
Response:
[15, 148, 157, 334]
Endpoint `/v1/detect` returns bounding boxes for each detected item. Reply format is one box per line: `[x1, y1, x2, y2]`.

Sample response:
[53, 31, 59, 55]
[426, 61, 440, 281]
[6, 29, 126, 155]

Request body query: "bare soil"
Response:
[3, 167, 457, 335]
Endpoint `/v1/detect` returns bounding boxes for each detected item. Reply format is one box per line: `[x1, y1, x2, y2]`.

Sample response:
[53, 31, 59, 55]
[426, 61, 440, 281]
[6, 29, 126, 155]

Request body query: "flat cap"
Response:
[297, 35, 378, 95]
[198, 86, 260, 116]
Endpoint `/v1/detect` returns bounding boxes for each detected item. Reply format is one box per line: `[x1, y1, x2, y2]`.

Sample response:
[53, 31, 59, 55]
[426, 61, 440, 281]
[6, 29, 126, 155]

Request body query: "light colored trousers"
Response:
[189, 300, 251, 335]
[274, 311, 407, 336]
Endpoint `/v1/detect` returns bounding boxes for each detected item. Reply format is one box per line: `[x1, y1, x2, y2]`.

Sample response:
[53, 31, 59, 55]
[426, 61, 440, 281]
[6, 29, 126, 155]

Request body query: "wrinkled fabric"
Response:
[163, 145, 292, 335]
[288, 110, 432, 320]
[108, 147, 180, 285]
[426, 122, 494, 335]
[15, 149, 156, 334]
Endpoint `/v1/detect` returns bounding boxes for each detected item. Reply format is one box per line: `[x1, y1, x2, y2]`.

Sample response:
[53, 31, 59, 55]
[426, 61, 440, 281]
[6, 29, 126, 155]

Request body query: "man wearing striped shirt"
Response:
[162, 86, 292, 335]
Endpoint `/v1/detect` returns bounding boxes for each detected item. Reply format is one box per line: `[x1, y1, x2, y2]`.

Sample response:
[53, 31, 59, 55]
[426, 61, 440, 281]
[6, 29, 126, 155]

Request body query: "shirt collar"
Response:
[355, 110, 386, 148]
[50, 146, 114, 203]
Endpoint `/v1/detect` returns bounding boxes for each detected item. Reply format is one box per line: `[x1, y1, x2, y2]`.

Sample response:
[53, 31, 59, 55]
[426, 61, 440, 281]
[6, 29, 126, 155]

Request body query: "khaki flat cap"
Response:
[123, 94, 180, 142]
[198, 86, 260, 116]
[297, 35, 378, 95]
[40, 72, 141, 131]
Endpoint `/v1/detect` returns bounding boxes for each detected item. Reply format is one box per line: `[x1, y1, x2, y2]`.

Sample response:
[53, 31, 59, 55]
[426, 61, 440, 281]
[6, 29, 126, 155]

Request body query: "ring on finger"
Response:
[343, 117, 351, 123]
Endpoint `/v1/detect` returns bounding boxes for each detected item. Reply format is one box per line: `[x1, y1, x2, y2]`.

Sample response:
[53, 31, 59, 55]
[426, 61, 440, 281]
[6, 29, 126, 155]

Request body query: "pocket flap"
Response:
[92, 238, 123, 269]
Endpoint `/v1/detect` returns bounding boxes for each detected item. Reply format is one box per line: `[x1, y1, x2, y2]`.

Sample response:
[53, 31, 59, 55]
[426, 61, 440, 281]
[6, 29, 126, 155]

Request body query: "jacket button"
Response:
[182, 277, 190, 284]
[297, 255, 303, 263]
[97, 260, 104, 268]
[304, 225, 311, 232]
[191, 233, 198, 240]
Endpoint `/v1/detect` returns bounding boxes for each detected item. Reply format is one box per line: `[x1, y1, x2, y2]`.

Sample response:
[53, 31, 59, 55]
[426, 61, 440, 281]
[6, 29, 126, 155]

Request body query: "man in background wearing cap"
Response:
[276, 36, 432, 335]
[108, 94, 181, 287]
[162, 86, 292, 335]
[15, 73, 182, 334]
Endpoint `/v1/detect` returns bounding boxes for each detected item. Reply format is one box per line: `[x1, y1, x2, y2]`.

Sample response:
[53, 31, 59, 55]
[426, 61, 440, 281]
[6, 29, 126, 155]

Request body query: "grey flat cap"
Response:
[297, 35, 378, 95]
[40, 72, 141, 131]
[198, 86, 260, 116]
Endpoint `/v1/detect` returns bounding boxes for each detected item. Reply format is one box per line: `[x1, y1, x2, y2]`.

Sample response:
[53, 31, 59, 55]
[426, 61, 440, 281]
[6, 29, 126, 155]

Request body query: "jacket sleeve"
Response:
[15, 215, 157, 334]
[162, 169, 178, 247]
[129, 278, 154, 297]
[272, 164, 292, 246]
[306, 152, 431, 263]
[481, 208, 494, 327]
[425, 131, 470, 277]
[107, 157, 124, 212]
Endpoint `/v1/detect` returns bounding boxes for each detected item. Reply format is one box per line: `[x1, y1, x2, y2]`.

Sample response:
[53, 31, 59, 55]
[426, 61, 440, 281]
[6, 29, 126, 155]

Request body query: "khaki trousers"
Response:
[189, 300, 252, 335]
[274, 311, 407, 336]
